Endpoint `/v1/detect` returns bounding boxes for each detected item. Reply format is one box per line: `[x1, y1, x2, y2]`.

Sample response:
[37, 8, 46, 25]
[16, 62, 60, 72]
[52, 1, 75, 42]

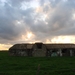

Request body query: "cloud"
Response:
[0, 0, 75, 50]
[29, 0, 75, 42]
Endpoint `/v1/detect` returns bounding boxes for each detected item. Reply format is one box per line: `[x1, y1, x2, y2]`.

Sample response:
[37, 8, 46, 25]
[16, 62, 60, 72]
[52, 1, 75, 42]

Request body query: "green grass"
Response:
[0, 51, 75, 75]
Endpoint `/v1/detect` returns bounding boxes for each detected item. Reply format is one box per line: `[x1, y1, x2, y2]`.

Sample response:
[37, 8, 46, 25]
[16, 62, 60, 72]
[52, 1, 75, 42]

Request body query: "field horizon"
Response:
[0, 51, 75, 75]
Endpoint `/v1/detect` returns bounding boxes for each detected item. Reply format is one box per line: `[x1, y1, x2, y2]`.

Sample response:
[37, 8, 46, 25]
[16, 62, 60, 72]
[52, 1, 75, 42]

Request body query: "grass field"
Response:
[0, 51, 75, 75]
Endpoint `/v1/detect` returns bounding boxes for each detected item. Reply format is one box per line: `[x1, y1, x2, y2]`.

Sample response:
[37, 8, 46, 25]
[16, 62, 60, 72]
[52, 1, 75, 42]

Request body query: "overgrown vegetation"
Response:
[0, 51, 75, 75]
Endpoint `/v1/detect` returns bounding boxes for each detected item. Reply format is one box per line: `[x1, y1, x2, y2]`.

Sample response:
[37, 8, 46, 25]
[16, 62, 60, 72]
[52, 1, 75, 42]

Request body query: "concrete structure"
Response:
[45, 44, 75, 57]
[32, 43, 47, 57]
[9, 43, 75, 57]
[9, 44, 33, 56]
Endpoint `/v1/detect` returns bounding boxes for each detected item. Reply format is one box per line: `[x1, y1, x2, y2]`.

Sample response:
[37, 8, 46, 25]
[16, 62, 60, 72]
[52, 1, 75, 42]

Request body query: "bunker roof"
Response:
[45, 44, 75, 49]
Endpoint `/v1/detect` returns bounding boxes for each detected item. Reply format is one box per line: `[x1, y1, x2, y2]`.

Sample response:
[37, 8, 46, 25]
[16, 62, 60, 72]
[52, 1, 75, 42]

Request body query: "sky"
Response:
[0, 0, 75, 50]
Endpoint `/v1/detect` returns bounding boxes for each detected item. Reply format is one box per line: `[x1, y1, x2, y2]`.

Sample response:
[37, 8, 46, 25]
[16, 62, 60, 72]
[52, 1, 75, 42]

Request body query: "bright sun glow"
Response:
[27, 32, 33, 39]
[21, 31, 35, 41]
[51, 36, 75, 43]
[72, 13, 75, 20]
[46, 36, 75, 44]
[0, 44, 12, 50]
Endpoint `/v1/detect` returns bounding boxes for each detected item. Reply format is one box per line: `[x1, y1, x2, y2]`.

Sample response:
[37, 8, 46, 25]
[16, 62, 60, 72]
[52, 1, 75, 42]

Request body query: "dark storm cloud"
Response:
[47, 0, 75, 35]
[28, 0, 75, 41]
[0, 0, 75, 45]
[0, 1, 33, 43]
